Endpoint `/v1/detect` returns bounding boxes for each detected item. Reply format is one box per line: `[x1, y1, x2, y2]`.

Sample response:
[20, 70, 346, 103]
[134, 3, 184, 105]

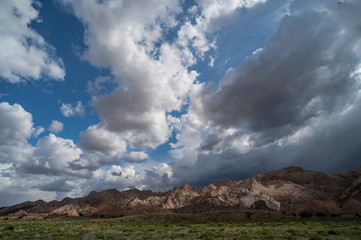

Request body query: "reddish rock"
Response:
[13, 209, 27, 216]
[342, 199, 361, 215]
[67, 209, 79, 217]
[302, 199, 342, 216]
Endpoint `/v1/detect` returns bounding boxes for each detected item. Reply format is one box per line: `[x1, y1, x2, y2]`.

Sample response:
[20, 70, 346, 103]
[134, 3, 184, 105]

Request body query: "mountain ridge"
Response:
[1, 166, 361, 217]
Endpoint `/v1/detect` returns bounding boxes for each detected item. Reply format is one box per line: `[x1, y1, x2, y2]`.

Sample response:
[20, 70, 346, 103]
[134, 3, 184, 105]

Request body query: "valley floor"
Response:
[1, 211, 361, 239]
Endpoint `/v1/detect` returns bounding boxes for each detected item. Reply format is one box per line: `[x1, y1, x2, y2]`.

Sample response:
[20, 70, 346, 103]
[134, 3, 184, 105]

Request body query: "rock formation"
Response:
[1, 167, 360, 217]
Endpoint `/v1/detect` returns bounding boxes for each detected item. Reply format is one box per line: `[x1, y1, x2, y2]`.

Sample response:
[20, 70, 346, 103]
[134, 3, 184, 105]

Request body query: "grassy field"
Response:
[1, 211, 360, 239]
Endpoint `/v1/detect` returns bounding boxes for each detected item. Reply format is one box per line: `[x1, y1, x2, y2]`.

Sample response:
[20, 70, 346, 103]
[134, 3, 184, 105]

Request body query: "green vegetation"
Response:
[0, 212, 360, 239]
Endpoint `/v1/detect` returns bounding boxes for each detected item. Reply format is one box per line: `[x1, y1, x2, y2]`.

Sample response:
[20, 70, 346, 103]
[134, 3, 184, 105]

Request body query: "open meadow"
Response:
[1, 211, 361, 239]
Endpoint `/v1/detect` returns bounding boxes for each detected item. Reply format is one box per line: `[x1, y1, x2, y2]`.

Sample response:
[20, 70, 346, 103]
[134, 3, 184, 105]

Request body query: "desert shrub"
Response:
[286, 228, 297, 235]
[3, 225, 15, 231]
[309, 235, 321, 240]
[200, 231, 215, 240]
[316, 230, 328, 236]
[299, 211, 313, 218]
[3, 217, 8, 220]
[285, 236, 297, 240]
[79, 212, 83, 217]
[315, 212, 325, 217]
[328, 229, 338, 235]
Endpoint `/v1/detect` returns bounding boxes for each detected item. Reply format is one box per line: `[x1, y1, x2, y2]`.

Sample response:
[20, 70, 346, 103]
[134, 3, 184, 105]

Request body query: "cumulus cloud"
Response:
[68, 152, 115, 172]
[177, 0, 267, 57]
[36, 165, 142, 198]
[141, 163, 174, 191]
[0, 0, 65, 83]
[63, 0, 197, 150]
[60, 101, 85, 117]
[48, 120, 63, 133]
[80, 124, 127, 158]
[0, 102, 100, 179]
[37, 178, 79, 193]
[32, 126, 45, 137]
[61, 0, 265, 153]
[124, 151, 149, 163]
[153, 163, 173, 178]
[0, 102, 167, 206]
[0, 102, 34, 163]
[0, 102, 107, 205]
[0, 162, 61, 206]
[89, 165, 141, 191]
[87, 76, 116, 96]
[19, 134, 84, 176]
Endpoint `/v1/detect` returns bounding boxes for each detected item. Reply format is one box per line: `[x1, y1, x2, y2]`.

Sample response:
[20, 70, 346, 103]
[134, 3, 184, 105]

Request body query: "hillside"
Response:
[1, 167, 361, 217]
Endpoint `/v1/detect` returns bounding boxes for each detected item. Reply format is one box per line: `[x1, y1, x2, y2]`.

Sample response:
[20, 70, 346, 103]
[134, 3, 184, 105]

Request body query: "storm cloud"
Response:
[168, 0, 361, 187]
[199, 0, 361, 145]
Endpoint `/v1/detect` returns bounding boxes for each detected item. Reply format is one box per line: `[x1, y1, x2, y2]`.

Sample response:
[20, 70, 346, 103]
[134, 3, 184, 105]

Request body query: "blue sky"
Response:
[1, 0, 361, 206]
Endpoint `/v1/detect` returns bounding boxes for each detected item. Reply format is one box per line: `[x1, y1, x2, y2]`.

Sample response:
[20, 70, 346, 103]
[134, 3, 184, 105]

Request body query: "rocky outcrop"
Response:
[1, 166, 360, 217]
[52, 204, 79, 216]
[13, 209, 28, 216]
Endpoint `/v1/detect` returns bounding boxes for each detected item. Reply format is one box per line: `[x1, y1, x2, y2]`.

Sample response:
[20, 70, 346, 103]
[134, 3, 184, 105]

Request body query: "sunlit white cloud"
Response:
[0, 0, 65, 83]
[65, 0, 266, 153]
[48, 120, 63, 133]
[19, 134, 83, 176]
[60, 101, 85, 117]
[0, 102, 34, 164]
[32, 126, 45, 138]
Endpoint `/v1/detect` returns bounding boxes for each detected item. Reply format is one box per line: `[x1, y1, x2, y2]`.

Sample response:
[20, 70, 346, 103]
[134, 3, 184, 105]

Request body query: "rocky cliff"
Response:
[1, 167, 360, 217]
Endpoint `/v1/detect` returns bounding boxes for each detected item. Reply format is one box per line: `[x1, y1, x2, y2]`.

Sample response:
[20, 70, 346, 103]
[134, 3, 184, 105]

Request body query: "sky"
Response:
[1, 0, 361, 207]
